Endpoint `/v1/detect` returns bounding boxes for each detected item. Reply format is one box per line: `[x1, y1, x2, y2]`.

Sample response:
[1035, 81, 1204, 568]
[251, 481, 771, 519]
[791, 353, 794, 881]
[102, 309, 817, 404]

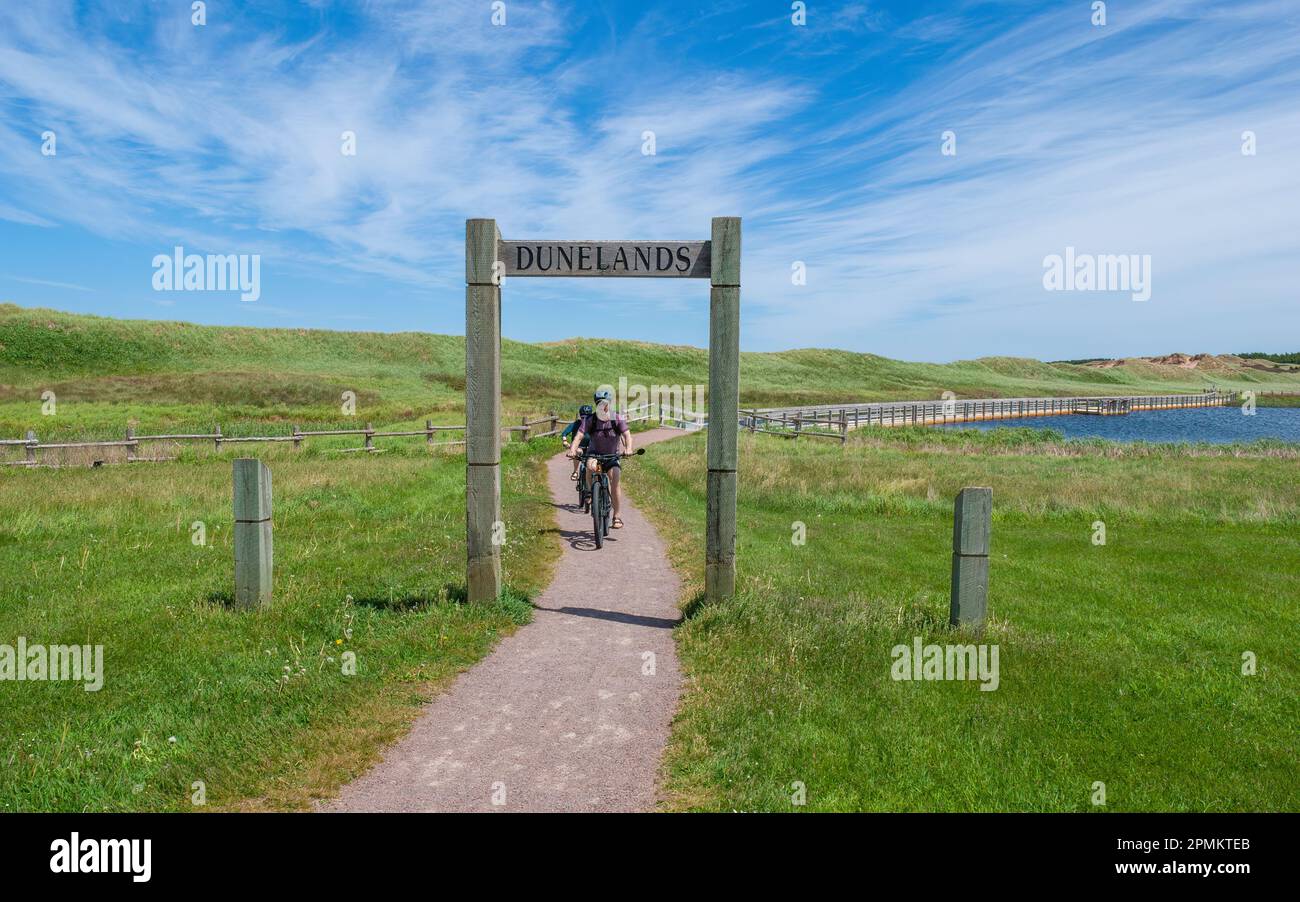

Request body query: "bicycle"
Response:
[575, 450, 591, 512]
[577, 448, 644, 548]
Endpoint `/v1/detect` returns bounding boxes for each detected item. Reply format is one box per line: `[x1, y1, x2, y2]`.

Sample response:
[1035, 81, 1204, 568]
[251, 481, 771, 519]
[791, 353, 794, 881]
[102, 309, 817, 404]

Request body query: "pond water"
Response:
[934, 405, 1300, 444]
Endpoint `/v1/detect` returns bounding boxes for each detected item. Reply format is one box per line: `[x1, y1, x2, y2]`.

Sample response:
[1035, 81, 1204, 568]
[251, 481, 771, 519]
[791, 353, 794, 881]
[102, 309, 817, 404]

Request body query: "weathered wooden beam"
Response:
[705, 216, 740, 603]
[465, 219, 502, 603]
[233, 458, 273, 608]
[950, 487, 991, 627]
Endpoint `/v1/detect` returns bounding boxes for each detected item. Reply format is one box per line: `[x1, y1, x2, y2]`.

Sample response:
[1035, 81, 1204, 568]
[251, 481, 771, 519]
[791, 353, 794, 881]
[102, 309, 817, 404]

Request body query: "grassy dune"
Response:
[5, 304, 1300, 444]
[628, 429, 1299, 811]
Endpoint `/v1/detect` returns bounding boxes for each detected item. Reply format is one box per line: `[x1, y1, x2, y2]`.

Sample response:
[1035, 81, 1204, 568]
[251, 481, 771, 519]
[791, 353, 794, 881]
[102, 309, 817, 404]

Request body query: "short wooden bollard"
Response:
[950, 487, 991, 628]
[233, 458, 273, 608]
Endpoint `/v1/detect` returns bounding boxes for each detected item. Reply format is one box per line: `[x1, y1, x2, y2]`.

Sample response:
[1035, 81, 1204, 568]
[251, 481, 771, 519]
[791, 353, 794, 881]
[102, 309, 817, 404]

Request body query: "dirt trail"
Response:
[321, 428, 685, 812]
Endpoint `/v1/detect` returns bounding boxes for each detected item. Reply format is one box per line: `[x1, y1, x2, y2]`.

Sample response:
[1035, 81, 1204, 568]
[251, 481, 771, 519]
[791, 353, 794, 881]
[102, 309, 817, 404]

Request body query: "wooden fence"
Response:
[1, 391, 1252, 464]
[2, 403, 658, 468]
[743, 390, 1239, 442]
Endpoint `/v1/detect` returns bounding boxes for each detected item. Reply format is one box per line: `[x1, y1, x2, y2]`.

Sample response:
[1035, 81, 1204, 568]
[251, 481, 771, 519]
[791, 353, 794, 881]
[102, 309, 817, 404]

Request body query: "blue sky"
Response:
[0, 0, 1297, 361]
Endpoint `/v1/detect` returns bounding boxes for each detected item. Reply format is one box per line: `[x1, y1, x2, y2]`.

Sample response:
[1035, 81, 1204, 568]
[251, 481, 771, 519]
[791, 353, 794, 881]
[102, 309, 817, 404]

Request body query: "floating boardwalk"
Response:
[745, 390, 1238, 438]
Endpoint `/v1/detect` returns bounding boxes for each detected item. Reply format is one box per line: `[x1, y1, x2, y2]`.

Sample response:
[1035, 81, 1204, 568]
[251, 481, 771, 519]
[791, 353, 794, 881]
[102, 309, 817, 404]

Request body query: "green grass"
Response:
[6, 303, 1300, 444]
[0, 440, 559, 811]
[627, 429, 1300, 811]
[5, 304, 1299, 813]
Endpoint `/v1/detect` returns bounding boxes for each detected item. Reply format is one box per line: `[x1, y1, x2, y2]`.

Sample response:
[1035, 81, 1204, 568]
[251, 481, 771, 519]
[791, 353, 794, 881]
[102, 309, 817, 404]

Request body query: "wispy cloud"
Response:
[0, 0, 1296, 358]
[6, 274, 94, 292]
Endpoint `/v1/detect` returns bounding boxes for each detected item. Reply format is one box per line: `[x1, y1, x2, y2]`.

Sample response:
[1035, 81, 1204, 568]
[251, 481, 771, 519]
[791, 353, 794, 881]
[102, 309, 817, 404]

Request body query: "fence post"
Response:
[840, 409, 847, 443]
[465, 218, 502, 604]
[426, 419, 434, 447]
[233, 458, 273, 608]
[292, 425, 302, 450]
[364, 422, 374, 450]
[705, 216, 741, 603]
[950, 487, 992, 628]
[548, 411, 557, 435]
[214, 424, 222, 452]
[25, 430, 36, 464]
[515, 414, 530, 442]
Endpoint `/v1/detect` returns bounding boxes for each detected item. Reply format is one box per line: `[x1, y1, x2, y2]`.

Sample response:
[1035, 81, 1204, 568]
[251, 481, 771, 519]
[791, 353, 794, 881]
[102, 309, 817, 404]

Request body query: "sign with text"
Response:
[498, 240, 711, 278]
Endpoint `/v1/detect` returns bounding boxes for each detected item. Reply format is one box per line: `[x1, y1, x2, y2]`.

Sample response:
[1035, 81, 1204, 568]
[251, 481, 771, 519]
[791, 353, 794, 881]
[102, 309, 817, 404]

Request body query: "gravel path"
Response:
[321, 428, 685, 812]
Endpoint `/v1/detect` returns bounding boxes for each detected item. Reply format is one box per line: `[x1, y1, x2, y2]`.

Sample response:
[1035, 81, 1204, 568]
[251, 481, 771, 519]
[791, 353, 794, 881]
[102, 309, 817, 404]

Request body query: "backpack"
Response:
[583, 414, 625, 447]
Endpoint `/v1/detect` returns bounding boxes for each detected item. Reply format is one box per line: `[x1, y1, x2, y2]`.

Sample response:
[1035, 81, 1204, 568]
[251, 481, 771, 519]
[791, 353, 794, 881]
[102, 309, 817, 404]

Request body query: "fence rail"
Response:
[0, 392, 1249, 465]
[2, 403, 663, 468]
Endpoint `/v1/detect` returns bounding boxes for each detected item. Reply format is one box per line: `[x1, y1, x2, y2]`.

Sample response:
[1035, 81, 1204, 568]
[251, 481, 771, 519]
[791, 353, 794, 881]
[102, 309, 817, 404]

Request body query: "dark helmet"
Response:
[579, 404, 593, 416]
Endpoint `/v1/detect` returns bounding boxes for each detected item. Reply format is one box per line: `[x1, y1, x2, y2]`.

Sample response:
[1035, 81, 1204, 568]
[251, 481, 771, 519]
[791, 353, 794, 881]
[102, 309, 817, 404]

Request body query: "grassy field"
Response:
[6, 304, 1300, 446]
[0, 440, 559, 811]
[4, 303, 1298, 813]
[627, 428, 1299, 811]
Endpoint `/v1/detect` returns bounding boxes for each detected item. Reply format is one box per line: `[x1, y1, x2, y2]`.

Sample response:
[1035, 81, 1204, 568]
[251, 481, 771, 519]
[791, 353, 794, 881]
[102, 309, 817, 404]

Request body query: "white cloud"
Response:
[0, 0, 1296, 357]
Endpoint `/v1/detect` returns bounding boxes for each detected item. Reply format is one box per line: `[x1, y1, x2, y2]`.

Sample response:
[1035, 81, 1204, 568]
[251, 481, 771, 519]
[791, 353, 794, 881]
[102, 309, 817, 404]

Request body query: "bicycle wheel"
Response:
[590, 477, 603, 549]
[602, 481, 612, 536]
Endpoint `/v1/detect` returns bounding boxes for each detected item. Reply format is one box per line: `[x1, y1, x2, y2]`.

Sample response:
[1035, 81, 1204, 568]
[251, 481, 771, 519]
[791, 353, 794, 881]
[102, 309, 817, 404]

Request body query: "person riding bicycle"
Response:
[568, 389, 632, 528]
[561, 404, 593, 480]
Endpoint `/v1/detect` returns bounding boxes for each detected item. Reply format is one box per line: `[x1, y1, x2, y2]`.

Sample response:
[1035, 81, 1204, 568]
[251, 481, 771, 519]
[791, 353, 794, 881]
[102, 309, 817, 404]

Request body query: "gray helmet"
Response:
[593, 389, 612, 403]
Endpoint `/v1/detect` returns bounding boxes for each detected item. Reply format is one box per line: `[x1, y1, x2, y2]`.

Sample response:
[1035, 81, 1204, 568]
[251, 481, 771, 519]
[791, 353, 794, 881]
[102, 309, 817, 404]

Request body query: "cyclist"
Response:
[568, 389, 631, 528]
[561, 404, 593, 480]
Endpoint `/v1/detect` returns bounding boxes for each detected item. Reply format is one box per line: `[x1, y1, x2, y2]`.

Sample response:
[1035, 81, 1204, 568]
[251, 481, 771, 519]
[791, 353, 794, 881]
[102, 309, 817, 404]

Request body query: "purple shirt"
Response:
[582, 414, 628, 455]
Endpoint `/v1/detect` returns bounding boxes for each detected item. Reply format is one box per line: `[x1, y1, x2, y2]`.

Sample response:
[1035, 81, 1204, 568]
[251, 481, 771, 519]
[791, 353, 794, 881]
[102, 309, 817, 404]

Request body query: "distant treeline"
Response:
[1236, 352, 1300, 364]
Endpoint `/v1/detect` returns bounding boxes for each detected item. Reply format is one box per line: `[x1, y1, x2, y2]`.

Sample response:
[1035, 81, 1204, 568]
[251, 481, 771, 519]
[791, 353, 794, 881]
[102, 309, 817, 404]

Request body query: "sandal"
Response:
[570, 472, 578, 480]
[612, 517, 624, 529]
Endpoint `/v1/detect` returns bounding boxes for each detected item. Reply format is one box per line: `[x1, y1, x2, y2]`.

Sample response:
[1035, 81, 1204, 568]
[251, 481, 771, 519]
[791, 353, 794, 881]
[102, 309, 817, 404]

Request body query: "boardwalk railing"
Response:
[2, 403, 659, 468]
[747, 390, 1238, 439]
[0, 392, 1247, 465]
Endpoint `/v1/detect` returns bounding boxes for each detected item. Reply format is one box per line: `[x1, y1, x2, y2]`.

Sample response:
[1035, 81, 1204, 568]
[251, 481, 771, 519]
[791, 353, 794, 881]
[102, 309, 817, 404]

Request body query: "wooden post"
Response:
[214, 424, 222, 452]
[233, 458, 273, 608]
[950, 487, 992, 628]
[364, 422, 374, 450]
[125, 426, 138, 459]
[515, 414, 530, 442]
[706, 216, 741, 602]
[426, 419, 435, 447]
[293, 425, 302, 450]
[465, 218, 502, 603]
[548, 411, 557, 435]
[24, 430, 36, 464]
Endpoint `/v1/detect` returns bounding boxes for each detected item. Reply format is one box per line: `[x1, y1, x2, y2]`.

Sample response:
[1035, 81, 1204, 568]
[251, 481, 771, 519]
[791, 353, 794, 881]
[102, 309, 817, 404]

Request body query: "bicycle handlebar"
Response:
[573, 448, 645, 460]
